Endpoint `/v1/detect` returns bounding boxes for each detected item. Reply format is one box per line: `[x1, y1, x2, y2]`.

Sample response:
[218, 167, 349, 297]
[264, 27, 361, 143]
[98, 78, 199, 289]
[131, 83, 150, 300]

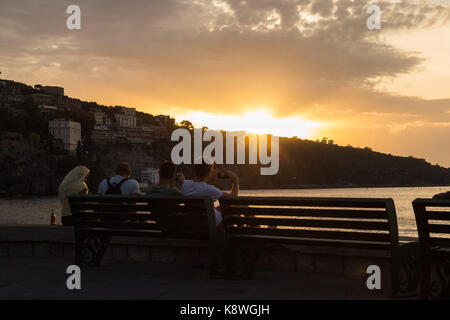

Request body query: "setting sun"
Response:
[175, 109, 324, 139]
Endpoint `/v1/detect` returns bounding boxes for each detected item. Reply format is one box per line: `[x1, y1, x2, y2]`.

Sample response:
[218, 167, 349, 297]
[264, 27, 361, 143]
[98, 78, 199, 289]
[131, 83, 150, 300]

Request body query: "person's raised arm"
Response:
[175, 172, 185, 190]
[221, 170, 239, 197]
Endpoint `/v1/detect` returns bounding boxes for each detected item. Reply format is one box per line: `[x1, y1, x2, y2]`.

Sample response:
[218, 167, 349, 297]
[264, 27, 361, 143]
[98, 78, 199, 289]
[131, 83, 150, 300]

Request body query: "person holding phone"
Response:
[181, 159, 239, 226]
[146, 160, 184, 196]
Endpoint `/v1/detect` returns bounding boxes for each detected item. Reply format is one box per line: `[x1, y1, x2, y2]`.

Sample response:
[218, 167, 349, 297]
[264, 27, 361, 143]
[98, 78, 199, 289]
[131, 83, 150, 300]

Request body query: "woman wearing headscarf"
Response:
[58, 165, 90, 225]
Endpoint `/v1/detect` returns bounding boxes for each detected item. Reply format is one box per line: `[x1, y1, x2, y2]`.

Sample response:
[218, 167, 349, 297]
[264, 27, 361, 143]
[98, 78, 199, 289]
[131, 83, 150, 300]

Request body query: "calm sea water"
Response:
[0, 186, 448, 238]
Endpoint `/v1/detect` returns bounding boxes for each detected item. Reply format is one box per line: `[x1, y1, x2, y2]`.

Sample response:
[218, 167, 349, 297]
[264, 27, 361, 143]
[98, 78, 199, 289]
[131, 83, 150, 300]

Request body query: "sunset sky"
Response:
[1, 0, 449, 166]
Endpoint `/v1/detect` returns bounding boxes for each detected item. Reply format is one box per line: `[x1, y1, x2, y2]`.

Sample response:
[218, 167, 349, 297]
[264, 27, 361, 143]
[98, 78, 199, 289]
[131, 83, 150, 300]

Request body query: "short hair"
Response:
[116, 162, 131, 176]
[159, 160, 177, 180]
[194, 161, 214, 178]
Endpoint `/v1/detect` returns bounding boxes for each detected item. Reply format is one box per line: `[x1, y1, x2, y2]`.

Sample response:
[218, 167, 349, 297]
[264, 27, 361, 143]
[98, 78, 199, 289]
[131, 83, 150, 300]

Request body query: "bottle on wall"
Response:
[50, 209, 56, 225]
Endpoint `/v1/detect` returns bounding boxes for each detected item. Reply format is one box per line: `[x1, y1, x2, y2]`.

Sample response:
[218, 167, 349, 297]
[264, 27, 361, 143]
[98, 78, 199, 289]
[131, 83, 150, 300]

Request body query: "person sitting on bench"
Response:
[97, 162, 140, 195]
[59, 165, 90, 226]
[146, 160, 184, 196]
[181, 158, 239, 226]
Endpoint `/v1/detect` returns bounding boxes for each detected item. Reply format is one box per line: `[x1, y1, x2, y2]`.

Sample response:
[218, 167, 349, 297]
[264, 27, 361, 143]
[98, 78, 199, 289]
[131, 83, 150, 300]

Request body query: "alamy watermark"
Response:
[65, 3, 382, 31]
[171, 128, 279, 176]
[66, 5, 81, 30]
[366, 4, 382, 30]
[366, 264, 381, 290]
[66, 265, 81, 290]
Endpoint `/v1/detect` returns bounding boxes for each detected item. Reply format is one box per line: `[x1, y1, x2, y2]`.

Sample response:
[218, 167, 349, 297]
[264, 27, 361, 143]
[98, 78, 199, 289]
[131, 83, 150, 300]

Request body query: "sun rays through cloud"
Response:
[175, 109, 325, 138]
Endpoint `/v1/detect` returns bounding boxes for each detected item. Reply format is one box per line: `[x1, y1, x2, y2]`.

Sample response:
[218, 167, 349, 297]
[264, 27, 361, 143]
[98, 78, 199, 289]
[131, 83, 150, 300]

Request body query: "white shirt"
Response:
[97, 175, 141, 195]
[181, 180, 223, 225]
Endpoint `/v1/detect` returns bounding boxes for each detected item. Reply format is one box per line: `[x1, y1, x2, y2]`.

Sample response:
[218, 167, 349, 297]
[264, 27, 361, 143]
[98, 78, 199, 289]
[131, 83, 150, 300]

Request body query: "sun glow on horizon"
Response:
[174, 109, 324, 138]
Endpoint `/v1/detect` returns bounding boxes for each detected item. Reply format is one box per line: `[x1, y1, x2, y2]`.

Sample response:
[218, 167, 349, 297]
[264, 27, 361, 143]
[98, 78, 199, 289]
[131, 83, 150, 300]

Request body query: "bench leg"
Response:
[397, 242, 421, 296]
[207, 233, 226, 279]
[224, 238, 263, 280]
[75, 231, 110, 267]
[390, 247, 401, 296]
[423, 258, 450, 299]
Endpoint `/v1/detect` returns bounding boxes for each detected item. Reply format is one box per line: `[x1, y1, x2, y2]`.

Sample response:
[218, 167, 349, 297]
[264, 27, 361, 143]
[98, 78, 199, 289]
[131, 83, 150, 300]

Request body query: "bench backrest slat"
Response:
[413, 198, 450, 249]
[221, 196, 398, 250]
[69, 195, 217, 241]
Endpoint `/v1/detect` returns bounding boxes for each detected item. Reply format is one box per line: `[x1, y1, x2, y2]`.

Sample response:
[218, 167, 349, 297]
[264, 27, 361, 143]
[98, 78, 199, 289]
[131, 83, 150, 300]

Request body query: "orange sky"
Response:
[1, 0, 449, 167]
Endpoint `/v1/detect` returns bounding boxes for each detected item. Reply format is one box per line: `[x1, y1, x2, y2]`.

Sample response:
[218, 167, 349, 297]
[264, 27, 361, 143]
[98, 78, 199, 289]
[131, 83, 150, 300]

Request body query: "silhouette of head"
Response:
[116, 162, 131, 177]
[194, 160, 214, 180]
[159, 160, 177, 181]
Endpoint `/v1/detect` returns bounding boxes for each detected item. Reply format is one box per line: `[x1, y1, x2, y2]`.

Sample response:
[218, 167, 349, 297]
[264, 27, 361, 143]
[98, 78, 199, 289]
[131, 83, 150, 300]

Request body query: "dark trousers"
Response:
[61, 216, 73, 226]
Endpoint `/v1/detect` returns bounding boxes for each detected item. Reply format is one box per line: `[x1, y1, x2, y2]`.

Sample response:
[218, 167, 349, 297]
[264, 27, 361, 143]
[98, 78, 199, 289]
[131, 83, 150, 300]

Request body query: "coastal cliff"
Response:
[1, 78, 449, 196]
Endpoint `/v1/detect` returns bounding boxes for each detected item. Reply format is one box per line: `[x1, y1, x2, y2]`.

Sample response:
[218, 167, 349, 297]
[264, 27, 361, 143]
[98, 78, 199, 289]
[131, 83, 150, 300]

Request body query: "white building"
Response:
[94, 111, 112, 127]
[114, 106, 136, 128]
[38, 105, 58, 113]
[48, 120, 81, 153]
[141, 168, 159, 185]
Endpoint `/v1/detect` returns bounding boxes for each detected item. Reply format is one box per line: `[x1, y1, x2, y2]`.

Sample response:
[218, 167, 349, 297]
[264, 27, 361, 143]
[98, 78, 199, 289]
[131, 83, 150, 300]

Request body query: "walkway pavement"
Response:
[0, 256, 397, 299]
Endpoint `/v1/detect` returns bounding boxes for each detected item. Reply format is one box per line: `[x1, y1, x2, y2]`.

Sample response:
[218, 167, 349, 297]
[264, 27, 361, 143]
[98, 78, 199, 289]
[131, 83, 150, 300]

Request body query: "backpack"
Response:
[104, 177, 130, 195]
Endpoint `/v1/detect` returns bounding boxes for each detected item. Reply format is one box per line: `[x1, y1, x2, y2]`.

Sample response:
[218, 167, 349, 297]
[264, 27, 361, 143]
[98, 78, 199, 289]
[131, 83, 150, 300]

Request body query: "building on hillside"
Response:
[94, 111, 112, 127]
[91, 128, 114, 144]
[122, 127, 154, 145]
[38, 105, 58, 113]
[32, 93, 55, 106]
[57, 96, 82, 112]
[114, 106, 136, 128]
[141, 168, 159, 185]
[42, 86, 64, 96]
[154, 115, 175, 127]
[48, 120, 81, 153]
[152, 126, 169, 139]
[33, 85, 81, 112]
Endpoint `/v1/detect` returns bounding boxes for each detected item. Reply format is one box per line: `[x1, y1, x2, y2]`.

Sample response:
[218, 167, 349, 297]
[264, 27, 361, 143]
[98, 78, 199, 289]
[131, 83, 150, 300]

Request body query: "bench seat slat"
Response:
[73, 213, 152, 220]
[70, 195, 207, 204]
[221, 197, 390, 208]
[224, 217, 390, 231]
[72, 218, 208, 227]
[70, 204, 205, 213]
[428, 224, 450, 234]
[413, 199, 450, 207]
[226, 226, 391, 242]
[221, 207, 388, 219]
[76, 227, 209, 240]
[229, 234, 392, 250]
[71, 206, 150, 213]
[75, 220, 208, 230]
[72, 212, 207, 221]
[426, 211, 450, 221]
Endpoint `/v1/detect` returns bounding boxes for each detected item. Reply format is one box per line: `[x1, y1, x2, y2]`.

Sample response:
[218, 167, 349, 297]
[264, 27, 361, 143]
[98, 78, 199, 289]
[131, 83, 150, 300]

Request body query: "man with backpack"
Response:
[97, 162, 141, 195]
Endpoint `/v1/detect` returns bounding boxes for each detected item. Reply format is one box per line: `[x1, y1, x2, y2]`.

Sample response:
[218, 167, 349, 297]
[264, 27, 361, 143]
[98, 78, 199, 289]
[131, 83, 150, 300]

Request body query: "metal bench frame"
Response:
[413, 198, 450, 299]
[69, 195, 220, 274]
[221, 196, 416, 295]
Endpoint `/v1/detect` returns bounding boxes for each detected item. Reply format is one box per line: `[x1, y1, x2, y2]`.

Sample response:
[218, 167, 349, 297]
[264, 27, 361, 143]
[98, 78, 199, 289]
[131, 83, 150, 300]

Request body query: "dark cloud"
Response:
[0, 0, 449, 165]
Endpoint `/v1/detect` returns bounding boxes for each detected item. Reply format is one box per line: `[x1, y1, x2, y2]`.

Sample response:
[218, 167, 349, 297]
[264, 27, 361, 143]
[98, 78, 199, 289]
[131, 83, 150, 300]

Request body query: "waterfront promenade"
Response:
[0, 225, 416, 299]
[1, 256, 393, 300]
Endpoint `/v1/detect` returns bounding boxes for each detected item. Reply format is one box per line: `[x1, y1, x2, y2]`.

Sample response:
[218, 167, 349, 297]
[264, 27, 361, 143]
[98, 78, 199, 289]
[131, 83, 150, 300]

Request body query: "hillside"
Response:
[0, 78, 449, 195]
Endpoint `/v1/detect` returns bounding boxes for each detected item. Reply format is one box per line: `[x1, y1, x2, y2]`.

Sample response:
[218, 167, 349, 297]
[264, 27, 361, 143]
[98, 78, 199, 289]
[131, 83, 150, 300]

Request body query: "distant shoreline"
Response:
[241, 184, 450, 191]
[1, 184, 448, 199]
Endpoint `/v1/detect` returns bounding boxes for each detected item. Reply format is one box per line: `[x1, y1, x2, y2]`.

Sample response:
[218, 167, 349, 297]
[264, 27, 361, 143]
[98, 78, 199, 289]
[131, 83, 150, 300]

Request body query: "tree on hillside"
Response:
[179, 120, 194, 130]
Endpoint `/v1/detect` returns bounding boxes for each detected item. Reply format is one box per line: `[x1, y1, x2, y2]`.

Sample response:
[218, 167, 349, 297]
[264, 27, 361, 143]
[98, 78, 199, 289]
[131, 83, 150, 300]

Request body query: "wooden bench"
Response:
[68, 195, 220, 272]
[413, 198, 450, 299]
[221, 196, 412, 295]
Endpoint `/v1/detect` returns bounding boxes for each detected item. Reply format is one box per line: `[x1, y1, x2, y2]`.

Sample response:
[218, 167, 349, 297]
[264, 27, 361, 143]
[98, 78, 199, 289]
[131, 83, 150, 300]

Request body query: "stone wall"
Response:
[0, 226, 394, 282]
